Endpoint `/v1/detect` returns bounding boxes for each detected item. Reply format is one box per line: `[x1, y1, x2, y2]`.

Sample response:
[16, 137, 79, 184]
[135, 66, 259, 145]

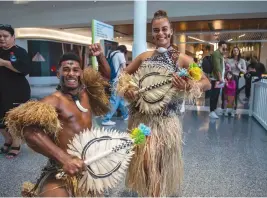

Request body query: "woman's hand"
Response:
[124, 89, 136, 100]
[172, 74, 190, 90]
[0, 58, 6, 66]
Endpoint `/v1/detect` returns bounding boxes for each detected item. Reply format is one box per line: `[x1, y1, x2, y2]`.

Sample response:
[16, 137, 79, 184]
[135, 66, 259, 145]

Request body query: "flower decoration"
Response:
[138, 123, 151, 136]
[130, 124, 151, 145]
[177, 68, 188, 77]
[188, 63, 202, 81]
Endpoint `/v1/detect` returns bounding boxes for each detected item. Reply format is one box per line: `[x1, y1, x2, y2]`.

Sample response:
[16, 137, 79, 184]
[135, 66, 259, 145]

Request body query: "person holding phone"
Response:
[209, 40, 227, 119]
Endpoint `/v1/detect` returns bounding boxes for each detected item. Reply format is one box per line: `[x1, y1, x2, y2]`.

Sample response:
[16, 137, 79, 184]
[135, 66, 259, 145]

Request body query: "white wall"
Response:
[1, 1, 267, 28]
[15, 38, 59, 86]
[15, 39, 28, 51]
[260, 44, 267, 70]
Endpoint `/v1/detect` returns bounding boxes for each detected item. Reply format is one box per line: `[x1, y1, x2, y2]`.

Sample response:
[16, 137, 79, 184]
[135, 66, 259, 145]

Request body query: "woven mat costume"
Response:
[4, 67, 110, 197]
[117, 48, 203, 197]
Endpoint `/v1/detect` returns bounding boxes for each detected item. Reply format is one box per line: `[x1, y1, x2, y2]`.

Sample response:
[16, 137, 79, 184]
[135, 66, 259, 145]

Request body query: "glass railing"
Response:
[249, 77, 267, 130]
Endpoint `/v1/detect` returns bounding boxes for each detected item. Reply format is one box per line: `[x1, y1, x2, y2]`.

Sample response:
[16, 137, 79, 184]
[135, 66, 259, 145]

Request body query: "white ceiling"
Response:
[2, 1, 267, 29]
[2, 1, 132, 12]
[59, 27, 156, 49]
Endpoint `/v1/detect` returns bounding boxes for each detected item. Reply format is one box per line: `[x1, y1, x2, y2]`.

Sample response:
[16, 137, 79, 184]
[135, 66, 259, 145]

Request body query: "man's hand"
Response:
[62, 156, 86, 176]
[89, 43, 103, 57]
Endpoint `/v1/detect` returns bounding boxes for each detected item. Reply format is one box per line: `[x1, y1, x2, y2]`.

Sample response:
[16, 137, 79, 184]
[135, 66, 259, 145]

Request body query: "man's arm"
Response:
[118, 52, 127, 69]
[212, 52, 223, 81]
[97, 53, 110, 79]
[22, 95, 84, 175]
[89, 43, 110, 79]
[23, 95, 68, 162]
[24, 126, 71, 164]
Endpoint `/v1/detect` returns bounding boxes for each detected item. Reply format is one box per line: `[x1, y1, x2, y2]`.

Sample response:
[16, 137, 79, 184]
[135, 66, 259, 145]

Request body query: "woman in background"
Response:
[0, 24, 31, 158]
[227, 46, 246, 115]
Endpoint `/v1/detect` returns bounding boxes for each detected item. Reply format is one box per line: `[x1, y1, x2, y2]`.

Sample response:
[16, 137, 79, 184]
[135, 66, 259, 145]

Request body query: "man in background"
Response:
[209, 40, 227, 119]
[101, 45, 129, 126]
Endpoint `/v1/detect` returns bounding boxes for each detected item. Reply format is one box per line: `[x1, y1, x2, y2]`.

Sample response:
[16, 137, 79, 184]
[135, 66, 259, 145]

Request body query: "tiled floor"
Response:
[0, 111, 267, 197]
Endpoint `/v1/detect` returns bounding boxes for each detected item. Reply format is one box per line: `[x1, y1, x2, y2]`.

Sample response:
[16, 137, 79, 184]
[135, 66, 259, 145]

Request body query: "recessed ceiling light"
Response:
[52, 5, 56, 8]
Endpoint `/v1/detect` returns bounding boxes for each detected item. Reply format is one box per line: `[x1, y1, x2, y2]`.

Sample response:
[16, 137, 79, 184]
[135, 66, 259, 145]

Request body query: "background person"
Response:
[0, 24, 31, 158]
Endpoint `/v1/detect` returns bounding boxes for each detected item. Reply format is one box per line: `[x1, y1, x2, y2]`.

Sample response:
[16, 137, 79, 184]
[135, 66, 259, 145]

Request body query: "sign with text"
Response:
[91, 19, 114, 69]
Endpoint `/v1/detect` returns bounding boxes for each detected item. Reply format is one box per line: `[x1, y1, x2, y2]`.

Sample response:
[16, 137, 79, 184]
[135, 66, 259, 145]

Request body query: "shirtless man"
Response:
[6, 44, 110, 197]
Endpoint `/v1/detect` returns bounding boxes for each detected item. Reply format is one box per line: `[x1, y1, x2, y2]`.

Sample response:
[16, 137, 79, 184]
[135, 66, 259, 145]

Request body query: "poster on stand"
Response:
[91, 19, 114, 69]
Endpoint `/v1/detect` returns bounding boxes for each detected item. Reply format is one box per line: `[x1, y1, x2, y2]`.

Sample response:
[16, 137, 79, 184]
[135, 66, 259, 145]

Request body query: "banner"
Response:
[91, 19, 114, 69]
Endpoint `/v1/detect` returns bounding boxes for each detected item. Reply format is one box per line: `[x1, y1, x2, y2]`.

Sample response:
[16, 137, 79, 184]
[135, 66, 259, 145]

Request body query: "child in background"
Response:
[224, 71, 237, 117]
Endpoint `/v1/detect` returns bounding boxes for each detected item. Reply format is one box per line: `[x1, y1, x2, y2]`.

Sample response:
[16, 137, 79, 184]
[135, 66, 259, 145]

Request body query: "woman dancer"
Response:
[118, 10, 211, 197]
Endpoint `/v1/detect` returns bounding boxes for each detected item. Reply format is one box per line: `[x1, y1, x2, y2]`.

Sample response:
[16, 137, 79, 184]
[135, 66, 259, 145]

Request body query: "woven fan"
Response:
[127, 62, 202, 114]
[128, 64, 179, 114]
[56, 124, 151, 194]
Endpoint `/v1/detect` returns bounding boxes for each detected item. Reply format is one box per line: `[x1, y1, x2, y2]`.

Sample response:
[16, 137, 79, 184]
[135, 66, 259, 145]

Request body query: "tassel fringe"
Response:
[82, 67, 110, 116]
[4, 101, 61, 141]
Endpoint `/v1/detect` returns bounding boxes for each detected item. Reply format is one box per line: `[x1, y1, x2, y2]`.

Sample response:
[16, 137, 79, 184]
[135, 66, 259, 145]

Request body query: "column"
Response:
[132, 0, 147, 59]
[178, 34, 186, 54]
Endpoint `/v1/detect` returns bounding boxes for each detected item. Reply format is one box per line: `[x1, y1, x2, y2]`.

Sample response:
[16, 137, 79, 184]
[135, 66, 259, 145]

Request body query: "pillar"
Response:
[132, 0, 147, 59]
[178, 34, 186, 54]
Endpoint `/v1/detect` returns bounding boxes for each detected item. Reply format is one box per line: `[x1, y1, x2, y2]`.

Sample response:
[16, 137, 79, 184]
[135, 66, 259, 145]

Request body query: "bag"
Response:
[105, 51, 119, 96]
[107, 51, 119, 83]
[202, 55, 213, 74]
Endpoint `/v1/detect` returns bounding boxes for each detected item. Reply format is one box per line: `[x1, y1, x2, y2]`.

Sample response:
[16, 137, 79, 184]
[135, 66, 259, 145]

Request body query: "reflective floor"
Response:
[0, 111, 267, 197]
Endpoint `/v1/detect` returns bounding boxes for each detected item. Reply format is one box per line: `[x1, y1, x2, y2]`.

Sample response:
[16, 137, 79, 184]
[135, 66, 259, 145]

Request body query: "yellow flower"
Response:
[130, 128, 140, 139]
[189, 67, 202, 81]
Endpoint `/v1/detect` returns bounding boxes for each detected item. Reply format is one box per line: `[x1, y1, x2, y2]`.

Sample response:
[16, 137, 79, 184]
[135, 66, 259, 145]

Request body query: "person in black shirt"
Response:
[0, 24, 31, 158]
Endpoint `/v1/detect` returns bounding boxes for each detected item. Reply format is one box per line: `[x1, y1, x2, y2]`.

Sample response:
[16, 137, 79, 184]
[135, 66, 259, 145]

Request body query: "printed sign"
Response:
[91, 19, 114, 69]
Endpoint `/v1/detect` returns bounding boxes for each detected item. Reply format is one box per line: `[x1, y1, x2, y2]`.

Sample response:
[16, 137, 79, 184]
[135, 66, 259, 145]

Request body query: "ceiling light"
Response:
[227, 39, 233, 42]
[188, 36, 205, 42]
[13, 0, 29, 4]
[188, 36, 214, 45]
[238, 34, 245, 38]
[15, 28, 92, 45]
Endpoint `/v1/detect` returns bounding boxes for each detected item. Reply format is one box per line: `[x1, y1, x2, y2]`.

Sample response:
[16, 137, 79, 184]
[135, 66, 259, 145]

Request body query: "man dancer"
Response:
[5, 44, 110, 197]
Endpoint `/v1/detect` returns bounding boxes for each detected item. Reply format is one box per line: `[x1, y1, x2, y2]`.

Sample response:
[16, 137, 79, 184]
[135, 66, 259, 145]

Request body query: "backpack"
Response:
[202, 55, 213, 74]
[106, 51, 119, 83]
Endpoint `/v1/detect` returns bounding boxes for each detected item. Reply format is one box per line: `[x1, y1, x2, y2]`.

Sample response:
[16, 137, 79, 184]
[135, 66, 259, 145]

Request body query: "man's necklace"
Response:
[60, 87, 88, 113]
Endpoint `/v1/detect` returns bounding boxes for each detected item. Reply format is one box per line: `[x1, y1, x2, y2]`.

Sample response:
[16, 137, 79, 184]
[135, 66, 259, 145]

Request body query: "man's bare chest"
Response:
[58, 96, 92, 127]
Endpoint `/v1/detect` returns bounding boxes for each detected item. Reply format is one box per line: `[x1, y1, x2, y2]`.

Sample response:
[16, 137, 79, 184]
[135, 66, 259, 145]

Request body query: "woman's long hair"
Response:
[231, 46, 241, 61]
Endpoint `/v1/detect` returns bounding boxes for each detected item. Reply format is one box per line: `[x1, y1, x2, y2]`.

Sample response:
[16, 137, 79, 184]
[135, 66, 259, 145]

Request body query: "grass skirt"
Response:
[126, 112, 183, 197]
